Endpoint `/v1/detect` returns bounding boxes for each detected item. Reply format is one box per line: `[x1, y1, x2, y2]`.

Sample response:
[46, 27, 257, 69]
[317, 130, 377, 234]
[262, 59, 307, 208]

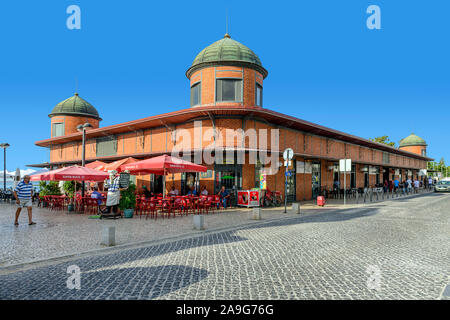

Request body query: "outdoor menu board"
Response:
[237, 190, 261, 207]
[119, 173, 130, 189]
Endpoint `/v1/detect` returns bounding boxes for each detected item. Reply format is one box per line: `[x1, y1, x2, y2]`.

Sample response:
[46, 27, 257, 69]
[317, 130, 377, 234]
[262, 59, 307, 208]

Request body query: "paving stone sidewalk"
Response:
[0, 190, 433, 268]
[0, 192, 448, 300]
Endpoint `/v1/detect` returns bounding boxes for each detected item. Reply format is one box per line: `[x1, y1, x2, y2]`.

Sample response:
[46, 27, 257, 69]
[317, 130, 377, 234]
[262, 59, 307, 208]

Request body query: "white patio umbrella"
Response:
[13, 168, 20, 189]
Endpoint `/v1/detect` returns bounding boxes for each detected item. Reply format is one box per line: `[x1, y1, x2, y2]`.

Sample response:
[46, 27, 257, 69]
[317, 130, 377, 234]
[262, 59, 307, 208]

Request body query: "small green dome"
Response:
[399, 133, 427, 147]
[49, 93, 101, 120]
[186, 34, 268, 79]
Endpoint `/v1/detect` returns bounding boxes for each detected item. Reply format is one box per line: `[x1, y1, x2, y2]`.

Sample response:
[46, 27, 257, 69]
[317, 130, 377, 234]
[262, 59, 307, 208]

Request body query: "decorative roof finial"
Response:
[224, 8, 230, 39]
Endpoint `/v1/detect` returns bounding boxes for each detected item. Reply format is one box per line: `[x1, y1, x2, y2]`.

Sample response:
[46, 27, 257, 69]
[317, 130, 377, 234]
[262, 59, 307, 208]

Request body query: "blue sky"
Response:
[0, 0, 448, 171]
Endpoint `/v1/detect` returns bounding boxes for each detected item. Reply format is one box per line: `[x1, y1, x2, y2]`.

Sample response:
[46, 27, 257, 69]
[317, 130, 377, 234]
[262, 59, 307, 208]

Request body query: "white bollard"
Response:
[251, 207, 262, 220]
[101, 225, 115, 246]
[290, 202, 301, 214]
[193, 214, 205, 230]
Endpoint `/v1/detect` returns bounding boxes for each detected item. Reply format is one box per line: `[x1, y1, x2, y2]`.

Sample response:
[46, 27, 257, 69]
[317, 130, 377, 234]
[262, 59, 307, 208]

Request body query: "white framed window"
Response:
[190, 82, 201, 106]
[216, 79, 242, 102]
[255, 83, 263, 106]
[52, 123, 64, 137]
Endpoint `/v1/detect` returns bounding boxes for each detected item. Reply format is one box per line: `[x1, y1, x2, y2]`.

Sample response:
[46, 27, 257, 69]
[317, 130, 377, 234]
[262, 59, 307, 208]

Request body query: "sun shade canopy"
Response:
[120, 155, 207, 175]
[30, 165, 109, 181]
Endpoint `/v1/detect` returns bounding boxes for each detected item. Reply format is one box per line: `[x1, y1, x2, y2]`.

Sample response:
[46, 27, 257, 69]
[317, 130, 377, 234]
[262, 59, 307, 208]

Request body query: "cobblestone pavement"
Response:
[0, 192, 448, 300]
[0, 201, 332, 267]
[0, 189, 431, 267]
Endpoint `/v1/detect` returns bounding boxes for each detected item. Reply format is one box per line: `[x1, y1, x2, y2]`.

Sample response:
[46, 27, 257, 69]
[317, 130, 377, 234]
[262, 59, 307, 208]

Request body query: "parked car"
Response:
[434, 181, 450, 192]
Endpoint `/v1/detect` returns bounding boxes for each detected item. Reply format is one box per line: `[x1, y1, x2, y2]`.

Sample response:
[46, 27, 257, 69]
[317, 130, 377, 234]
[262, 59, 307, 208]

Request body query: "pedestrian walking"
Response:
[393, 178, 400, 193]
[13, 175, 35, 226]
[413, 178, 420, 193]
[383, 180, 388, 193]
[406, 178, 412, 193]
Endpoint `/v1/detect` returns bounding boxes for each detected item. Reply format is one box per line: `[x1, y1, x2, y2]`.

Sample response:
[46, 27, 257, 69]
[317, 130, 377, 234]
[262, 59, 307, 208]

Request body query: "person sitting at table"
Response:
[218, 186, 230, 209]
[168, 185, 179, 196]
[200, 186, 208, 196]
[142, 185, 153, 199]
[90, 187, 104, 206]
[187, 186, 198, 196]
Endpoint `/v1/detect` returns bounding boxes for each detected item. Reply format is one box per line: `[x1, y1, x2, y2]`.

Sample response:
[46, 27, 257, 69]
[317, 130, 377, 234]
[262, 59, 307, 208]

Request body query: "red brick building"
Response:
[33, 34, 432, 201]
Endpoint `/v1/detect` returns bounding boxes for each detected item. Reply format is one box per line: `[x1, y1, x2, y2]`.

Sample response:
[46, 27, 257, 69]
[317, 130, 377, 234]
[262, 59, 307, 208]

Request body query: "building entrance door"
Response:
[383, 167, 389, 184]
[152, 175, 163, 194]
[181, 172, 199, 195]
[312, 162, 321, 199]
[364, 172, 369, 188]
[286, 164, 296, 202]
[214, 164, 242, 204]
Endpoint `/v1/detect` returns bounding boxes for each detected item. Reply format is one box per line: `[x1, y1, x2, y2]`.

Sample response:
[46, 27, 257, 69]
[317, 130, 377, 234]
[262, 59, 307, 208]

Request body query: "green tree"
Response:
[38, 181, 61, 197]
[370, 136, 396, 147]
[63, 180, 81, 202]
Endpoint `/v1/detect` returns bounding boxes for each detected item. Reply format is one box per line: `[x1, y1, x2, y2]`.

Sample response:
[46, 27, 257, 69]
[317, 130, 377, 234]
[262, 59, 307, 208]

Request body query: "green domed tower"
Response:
[186, 34, 267, 108]
[399, 133, 427, 156]
[49, 93, 101, 137]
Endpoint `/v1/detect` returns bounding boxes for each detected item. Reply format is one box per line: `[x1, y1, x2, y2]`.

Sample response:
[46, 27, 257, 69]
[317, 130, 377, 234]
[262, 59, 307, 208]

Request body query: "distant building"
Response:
[31, 34, 432, 200]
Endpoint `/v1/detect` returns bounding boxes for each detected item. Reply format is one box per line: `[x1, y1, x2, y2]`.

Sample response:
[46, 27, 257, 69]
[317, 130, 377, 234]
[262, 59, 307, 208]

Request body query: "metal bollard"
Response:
[251, 207, 262, 220]
[369, 191, 373, 202]
[193, 215, 205, 230]
[356, 191, 359, 204]
[290, 203, 301, 214]
[101, 225, 115, 246]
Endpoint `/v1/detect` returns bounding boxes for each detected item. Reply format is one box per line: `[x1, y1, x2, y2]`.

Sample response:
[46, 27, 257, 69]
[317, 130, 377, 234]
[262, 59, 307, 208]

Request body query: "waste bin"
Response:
[317, 196, 326, 206]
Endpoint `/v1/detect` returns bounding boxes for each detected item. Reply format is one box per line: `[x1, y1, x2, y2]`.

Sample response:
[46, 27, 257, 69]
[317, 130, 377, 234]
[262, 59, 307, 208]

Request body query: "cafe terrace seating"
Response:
[39, 192, 229, 219]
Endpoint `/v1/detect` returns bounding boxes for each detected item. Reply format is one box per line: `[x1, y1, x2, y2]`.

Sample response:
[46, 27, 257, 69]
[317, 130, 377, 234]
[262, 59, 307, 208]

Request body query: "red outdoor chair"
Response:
[160, 200, 172, 218]
[146, 201, 157, 220]
[172, 197, 183, 216]
[180, 199, 189, 216]
[138, 199, 149, 219]
[85, 198, 98, 215]
[207, 196, 215, 213]
[214, 195, 223, 210]
[197, 197, 212, 214]
[136, 198, 144, 218]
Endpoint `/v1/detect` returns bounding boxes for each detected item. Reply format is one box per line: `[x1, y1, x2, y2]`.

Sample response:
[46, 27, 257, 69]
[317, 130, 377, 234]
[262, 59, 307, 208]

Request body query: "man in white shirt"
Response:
[200, 186, 208, 196]
[413, 179, 420, 193]
[168, 186, 179, 196]
[406, 178, 412, 193]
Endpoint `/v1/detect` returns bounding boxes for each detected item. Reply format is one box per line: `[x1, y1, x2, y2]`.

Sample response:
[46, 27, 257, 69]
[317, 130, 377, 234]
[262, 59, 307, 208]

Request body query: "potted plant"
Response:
[119, 183, 136, 218]
[39, 181, 49, 207]
[38, 181, 61, 207]
[63, 181, 81, 212]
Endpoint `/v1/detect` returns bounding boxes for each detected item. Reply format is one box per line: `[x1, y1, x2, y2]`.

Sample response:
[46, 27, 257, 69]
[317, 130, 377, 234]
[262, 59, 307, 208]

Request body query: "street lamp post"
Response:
[77, 123, 92, 198]
[0, 143, 10, 193]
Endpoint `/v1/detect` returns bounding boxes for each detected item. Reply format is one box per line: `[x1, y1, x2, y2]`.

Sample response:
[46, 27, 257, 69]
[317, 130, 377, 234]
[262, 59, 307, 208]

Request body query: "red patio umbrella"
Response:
[85, 160, 107, 170]
[30, 165, 109, 181]
[97, 157, 139, 173]
[120, 154, 207, 175]
[119, 155, 207, 196]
